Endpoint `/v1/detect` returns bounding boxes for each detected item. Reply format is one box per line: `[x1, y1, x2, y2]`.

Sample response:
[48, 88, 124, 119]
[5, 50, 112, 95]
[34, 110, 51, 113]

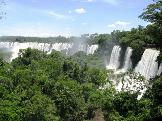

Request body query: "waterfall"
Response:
[0, 42, 73, 60]
[0, 42, 97, 60]
[104, 47, 160, 99]
[135, 49, 160, 80]
[106, 45, 121, 70]
[157, 63, 162, 75]
[87, 45, 98, 55]
[122, 47, 133, 71]
[115, 47, 133, 74]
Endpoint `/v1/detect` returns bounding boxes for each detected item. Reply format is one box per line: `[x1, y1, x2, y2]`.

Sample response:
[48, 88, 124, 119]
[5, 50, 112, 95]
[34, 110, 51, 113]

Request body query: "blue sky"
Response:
[0, 0, 153, 37]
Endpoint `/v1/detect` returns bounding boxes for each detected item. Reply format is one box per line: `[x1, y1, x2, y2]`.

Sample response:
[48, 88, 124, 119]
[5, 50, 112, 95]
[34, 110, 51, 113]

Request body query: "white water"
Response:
[122, 47, 133, 71]
[0, 42, 98, 60]
[105, 47, 160, 99]
[87, 45, 98, 55]
[135, 49, 160, 80]
[115, 47, 133, 74]
[106, 46, 160, 79]
[102, 71, 148, 99]
[157, 63, 162, 75]
[68, 43, 98, 55]
[106, 45, 121, 70]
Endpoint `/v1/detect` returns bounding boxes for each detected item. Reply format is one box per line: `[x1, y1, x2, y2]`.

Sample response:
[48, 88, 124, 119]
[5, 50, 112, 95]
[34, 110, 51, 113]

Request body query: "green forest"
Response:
[1, 0, 162, 121]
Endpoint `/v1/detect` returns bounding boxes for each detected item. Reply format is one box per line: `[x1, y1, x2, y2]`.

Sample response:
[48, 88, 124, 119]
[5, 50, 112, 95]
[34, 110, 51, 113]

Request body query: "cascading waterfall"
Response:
[87, 45, 98, 55]
[122, 47, 133, 71]
[135, 49, 160, 80]
[157, 63, 162, 75]
[1, 41, 161, 80]
[2, 41, 161, 99]
[69, 42, 89, 54]
[0, 42, 72, 60]
[106, 45, 121, 70]
[0, 42, 98, 60]
[114, 47, 133, 74]
[105, 45, 161, 79]
[105, 47, 161, 99]
[104, 46, 161, 99]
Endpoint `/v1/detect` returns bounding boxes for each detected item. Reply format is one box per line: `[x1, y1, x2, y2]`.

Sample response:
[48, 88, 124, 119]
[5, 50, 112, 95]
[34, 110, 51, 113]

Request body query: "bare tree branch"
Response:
[0, 0, 6, 19]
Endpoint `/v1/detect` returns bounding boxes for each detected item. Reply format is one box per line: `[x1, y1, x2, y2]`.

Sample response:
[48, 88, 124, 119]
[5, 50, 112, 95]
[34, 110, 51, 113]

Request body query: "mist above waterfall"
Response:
[68, 36, 88, 55]
[0, 48, 12, 61]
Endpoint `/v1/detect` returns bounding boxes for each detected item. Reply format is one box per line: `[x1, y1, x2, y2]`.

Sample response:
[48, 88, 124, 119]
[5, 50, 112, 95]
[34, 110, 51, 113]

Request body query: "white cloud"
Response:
[102, 0, 119, 5]
[107, 21, 131, 30]
[115, 21, 130, 26]
[75, 8, 86, 14]
[73, 0, 94, 3]
[47, 11, 68, 19]
[107, 24, 116, 28]
[87, 0, 93, 2]
[82, 22, 87, 25]
[74, 0, 120, 5]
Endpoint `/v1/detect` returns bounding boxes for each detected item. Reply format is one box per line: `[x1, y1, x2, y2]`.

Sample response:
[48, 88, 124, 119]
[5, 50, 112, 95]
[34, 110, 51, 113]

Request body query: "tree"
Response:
[12, 48, 47, 67]
[139, 0, 162, 47]
[22, 90, 60, 121]
[51, 78, 86, 121]
[139, 0, 162, 26]
[139, 0, 162, 62]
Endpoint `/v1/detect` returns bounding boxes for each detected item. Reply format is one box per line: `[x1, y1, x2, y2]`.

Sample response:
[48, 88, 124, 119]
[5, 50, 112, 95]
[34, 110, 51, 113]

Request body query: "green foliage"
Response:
[22, 90, 60, 121]
[0, 48, 110, 121]
[72, 51, 106, 69]
[1, 1, 162, 121]
[152, 77, 162, 105]
[88, 68, 107, 87]
[51, 79, 86, 121]
[139, 0, 162, 62]
[112, 92, 138, 117]
[139, 0, 162, 26]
